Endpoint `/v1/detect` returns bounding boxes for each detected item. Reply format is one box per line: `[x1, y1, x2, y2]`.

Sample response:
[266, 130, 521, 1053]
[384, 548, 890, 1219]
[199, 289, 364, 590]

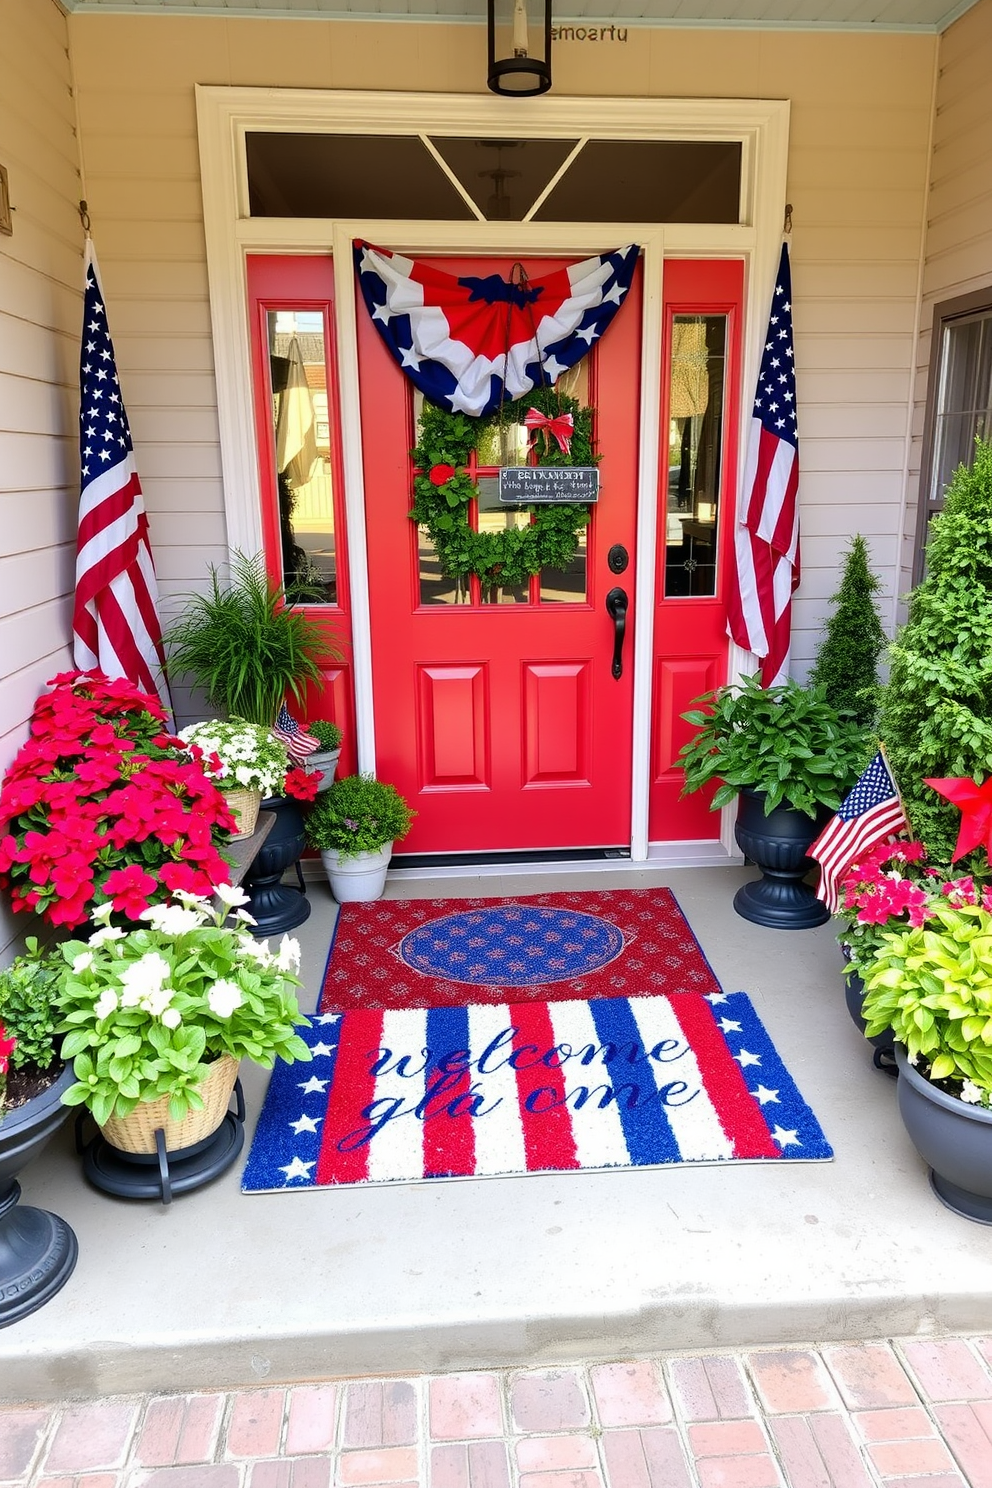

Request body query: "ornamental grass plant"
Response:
[55, 889, 311, 1125]
[678, 673, 867, 818]
[0, 672, 236, 930]
[165, 551, 336, 728]
[305, 774, 414, 858]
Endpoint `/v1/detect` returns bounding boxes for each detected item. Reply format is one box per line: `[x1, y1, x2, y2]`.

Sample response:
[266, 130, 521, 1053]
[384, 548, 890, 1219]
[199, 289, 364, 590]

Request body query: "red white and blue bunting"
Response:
[354, 241, 639, 418]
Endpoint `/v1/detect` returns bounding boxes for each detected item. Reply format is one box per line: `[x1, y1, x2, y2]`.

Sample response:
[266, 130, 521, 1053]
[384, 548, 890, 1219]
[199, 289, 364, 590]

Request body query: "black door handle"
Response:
[605, 586, 628, 680]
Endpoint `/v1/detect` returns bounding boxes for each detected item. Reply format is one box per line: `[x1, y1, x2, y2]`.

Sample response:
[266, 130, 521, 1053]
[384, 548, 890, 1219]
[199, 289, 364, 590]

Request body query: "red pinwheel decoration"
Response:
[925, 775, 992, 863]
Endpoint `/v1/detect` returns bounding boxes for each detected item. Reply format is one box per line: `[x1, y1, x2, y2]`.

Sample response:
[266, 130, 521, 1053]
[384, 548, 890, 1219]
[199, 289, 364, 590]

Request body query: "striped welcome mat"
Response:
[242, 990, 832, 1191]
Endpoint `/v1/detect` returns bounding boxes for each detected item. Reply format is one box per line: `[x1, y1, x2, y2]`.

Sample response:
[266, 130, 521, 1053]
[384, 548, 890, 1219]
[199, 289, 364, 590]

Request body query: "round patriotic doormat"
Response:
[319, 888, 720, 1013]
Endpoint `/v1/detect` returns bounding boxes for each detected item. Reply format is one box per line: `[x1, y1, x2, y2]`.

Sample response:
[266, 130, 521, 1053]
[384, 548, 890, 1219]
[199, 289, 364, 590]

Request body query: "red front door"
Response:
[359, 256, 642, 856]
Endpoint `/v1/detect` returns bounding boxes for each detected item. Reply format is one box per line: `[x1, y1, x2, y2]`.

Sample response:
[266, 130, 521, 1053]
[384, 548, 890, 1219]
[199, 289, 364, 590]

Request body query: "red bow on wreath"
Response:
[524, 407, 574, 457]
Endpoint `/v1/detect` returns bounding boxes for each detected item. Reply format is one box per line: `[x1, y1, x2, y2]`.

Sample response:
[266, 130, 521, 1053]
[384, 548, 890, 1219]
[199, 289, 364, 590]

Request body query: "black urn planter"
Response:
[895, 1044, 992, 1224]
[841, 954, 897, 1072]
[733, 789, 831, 930]
[0, 1063, 78, 1327]
[243, 795, 311, 937]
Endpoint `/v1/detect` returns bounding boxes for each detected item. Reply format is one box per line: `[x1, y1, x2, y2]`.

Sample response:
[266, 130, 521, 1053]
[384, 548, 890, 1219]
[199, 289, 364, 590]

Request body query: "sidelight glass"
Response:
[663, 314, 727, 598]
[267, 309, 336, 605]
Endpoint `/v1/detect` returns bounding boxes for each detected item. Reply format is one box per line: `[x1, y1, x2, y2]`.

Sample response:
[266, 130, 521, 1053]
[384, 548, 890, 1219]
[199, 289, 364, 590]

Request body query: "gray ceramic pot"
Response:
[895, 1044, 992, 1224]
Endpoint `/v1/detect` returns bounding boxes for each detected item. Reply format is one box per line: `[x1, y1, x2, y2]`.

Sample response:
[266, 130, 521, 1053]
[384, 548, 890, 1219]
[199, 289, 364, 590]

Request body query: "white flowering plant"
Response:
[54, 889, 311, 1125]
[178, 719, 289, 798]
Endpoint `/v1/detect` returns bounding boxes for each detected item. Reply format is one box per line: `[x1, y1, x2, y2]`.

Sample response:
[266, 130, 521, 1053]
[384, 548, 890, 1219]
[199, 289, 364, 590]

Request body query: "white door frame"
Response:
[195, 86, 789, 864]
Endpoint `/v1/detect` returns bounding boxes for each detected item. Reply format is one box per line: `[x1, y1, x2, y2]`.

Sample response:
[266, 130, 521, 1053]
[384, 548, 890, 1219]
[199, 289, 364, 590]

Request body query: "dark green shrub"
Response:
[305, 775, 414, 857]
[878, 439, 992, 862]
[0, 939, 60, 1072]
[309, 719, 343, 752]
[809, 534, 886, 730]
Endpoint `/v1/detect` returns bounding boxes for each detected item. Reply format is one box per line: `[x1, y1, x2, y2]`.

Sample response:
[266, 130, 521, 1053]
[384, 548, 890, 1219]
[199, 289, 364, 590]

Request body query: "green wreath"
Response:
[410, 384, 599, 590]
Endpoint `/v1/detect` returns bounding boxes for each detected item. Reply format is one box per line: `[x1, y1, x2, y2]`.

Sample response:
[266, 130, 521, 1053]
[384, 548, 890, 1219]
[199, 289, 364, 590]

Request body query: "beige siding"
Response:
[0, 0, 84, 957]
[65, 16, 935, 686]
[906, 0, 992, 597]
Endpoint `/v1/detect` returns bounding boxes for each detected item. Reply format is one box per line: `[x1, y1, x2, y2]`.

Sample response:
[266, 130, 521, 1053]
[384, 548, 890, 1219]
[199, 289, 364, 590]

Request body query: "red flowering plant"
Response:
[837, 839, 992, 984]
[0, 672, 237, 931]
[282, 766, 319, 804]
[0, 1023, 14, 1114]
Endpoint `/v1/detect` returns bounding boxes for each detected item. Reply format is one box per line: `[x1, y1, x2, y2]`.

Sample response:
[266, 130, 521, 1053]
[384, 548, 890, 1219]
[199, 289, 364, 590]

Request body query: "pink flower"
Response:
[103, 863, 157, 918]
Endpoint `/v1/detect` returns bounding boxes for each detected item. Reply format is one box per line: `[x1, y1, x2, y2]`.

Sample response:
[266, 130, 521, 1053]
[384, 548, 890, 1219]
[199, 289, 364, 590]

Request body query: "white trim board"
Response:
[195, 87, 789, 865]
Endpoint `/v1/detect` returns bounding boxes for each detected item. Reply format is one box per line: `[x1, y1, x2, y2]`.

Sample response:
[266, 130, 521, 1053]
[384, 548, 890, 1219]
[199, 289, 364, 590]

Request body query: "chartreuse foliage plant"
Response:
[55, 890, 311, 1125]
[305, 774, 414, 858]
[166, 552, 336, 727]
[861, 900, 992, 1106]
[679, 673, 866, 818]
[809, 534, 887, 730]
[878, 439, 992, 862]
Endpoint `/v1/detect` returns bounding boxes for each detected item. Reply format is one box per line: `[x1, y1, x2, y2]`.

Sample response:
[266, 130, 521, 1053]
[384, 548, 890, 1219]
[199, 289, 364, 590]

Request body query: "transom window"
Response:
[246, 132, 742, 224]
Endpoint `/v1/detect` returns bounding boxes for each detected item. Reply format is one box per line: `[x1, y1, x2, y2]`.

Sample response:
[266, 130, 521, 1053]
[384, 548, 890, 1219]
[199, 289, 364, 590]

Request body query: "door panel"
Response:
[361, 255, 641, 855]
[649, 259, 743, 842]
[247, 255, 357, 775]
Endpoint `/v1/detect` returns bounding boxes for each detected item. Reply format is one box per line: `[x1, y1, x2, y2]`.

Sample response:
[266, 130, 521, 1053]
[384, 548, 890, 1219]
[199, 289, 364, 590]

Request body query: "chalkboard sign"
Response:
[498, 466, 600, 504]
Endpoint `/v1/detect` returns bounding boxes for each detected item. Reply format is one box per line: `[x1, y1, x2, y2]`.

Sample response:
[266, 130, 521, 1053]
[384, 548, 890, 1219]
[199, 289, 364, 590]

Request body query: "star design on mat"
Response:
[290, 1114, 322, 1135]
[316, 1013, 340, 1025]
[719, 1019, 742, 1034]
[753, 1086, 780, 1105]
[280, 1157, 315, 1182]
[310, 1042, 336, 1058]
[734, 1049, 761, 1068]
[771, 1127, 801, 1148]
[299, 1076, 330, 1095]
[705, 991, 731, 1004]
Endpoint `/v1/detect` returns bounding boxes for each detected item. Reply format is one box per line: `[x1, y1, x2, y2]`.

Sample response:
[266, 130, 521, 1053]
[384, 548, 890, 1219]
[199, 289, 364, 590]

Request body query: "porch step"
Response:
[6, 866, 992, 1403]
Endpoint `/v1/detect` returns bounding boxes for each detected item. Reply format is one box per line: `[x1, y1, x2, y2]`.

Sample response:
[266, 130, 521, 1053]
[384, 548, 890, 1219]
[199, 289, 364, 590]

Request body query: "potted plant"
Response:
[0, 943, 78, 1326]
[165, 551, 336, 729]
[0, 671, 236, 931]
[808, 534, 887, 731]
[55, 887, 312, 1164]
[862, 895, 992, 1223]
[178, 720, 290, 838]
[833, 841, 951, 1069]
[305, 720, 343, 793]
[305, 774, 414, 902]
[679, 673, 867, 929]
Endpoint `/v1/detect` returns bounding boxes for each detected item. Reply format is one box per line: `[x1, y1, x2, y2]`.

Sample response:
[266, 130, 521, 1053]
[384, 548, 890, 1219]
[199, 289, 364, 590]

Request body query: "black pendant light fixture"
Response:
[488, 0, 552, 97]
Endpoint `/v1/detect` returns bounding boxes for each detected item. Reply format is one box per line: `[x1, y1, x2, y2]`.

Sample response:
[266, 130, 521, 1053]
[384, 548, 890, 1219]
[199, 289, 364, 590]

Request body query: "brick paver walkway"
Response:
[5, 1336, 992, 1487]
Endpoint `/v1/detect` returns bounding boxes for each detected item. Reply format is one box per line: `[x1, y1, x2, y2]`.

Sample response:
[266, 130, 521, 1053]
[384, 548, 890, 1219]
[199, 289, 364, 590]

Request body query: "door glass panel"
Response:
[429, 138, 578, 221]
[664, 314, 727, 598]
[267, 309, 336, 604]
[540, 529, 587, 603]
[247, 134, 474, 219]
[532, 140, 741, 224]
[419, 527, 471, 606]
[477, 509, 532, 604]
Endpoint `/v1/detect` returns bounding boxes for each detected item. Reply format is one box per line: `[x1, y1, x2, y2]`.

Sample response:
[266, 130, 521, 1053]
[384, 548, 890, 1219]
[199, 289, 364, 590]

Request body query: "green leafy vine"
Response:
[409, 385, 599, 590]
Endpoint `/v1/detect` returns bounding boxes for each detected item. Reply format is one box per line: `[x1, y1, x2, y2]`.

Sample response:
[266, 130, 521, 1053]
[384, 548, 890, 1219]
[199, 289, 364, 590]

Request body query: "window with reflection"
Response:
[267, 309, 336, 605]
[663, 315, 727, 598]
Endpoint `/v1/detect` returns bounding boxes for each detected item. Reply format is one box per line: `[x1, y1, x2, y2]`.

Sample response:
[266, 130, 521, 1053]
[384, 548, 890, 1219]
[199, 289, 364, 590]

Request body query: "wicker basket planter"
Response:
[98, 1055, 241, 1155]
[222, 788, 262, 838]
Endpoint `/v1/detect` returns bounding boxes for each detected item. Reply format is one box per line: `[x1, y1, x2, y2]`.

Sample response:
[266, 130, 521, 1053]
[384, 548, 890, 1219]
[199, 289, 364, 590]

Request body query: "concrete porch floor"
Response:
[5, 865, 992, 1404]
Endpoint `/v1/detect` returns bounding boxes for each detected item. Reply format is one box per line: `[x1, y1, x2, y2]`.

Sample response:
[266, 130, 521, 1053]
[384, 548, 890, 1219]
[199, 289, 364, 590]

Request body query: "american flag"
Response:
[72, 241, 172, 715]
[727, 242, 800, 686]
[809, 752, 910, 914]
[272, 704, 320, 763]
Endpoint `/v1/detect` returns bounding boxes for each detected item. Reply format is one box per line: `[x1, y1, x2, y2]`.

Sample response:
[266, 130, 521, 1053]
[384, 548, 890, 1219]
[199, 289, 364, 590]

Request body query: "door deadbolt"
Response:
[607, 544, 629, 575]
